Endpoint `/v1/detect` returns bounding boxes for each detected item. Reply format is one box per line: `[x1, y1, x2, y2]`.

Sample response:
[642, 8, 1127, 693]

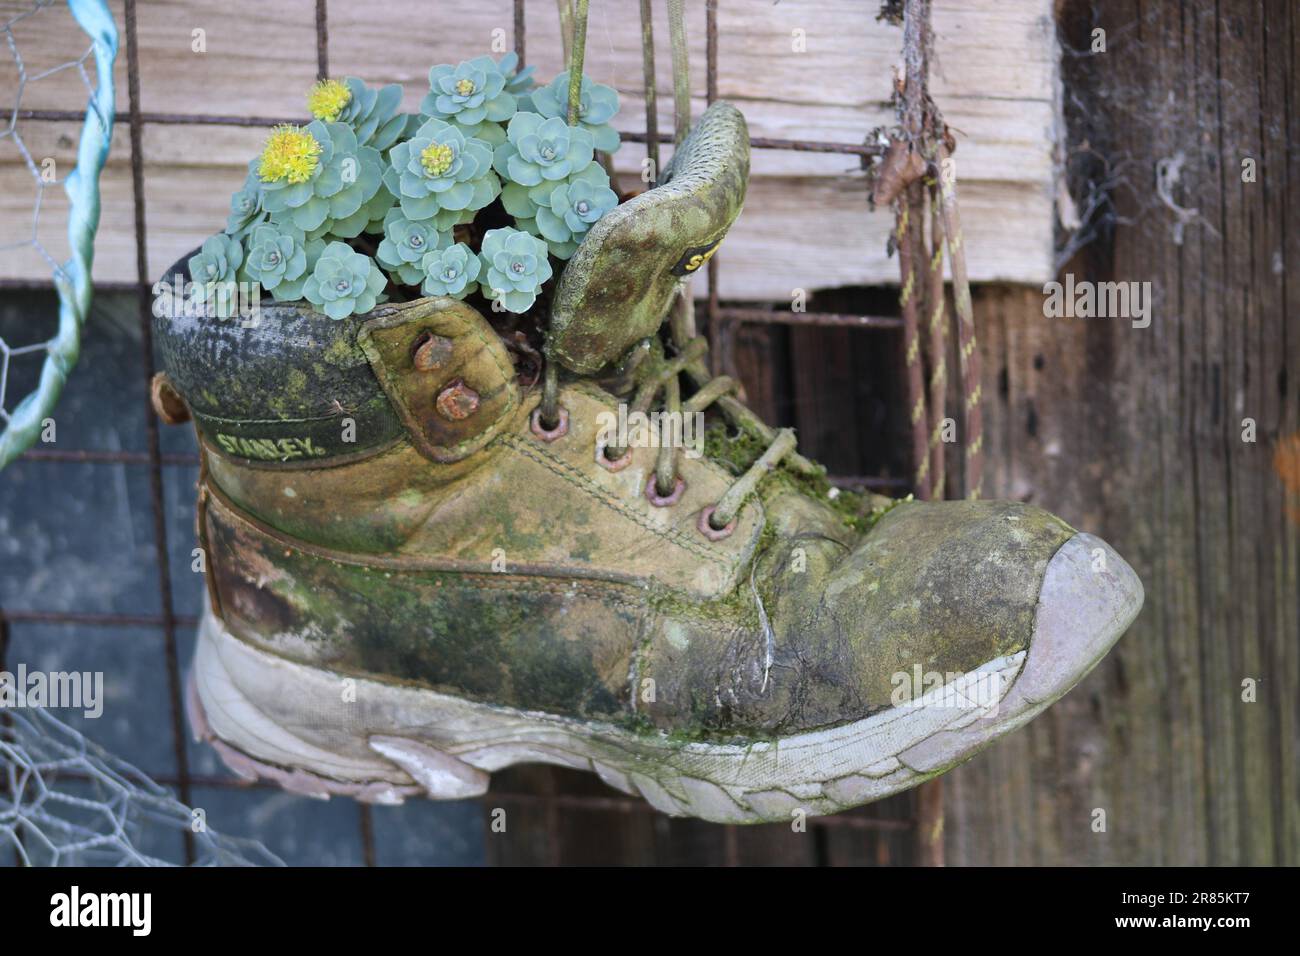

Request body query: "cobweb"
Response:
[1054, 2, 1231, 275]
[1, 704, 283, 866]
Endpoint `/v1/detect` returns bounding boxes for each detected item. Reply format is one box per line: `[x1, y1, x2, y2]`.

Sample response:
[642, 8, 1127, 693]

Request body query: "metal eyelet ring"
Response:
[596, 443, 633, 472]
[697, 505, 737, 541]
[530, 406, 569, 441]
[645, 474, 686, 507]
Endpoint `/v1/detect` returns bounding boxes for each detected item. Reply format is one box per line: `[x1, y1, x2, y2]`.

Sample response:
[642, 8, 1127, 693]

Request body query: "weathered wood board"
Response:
[0, 0, 1060, 295]
[941, 0, 1300, 866]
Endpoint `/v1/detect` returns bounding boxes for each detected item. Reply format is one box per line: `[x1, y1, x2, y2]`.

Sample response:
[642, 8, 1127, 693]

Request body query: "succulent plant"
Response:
[499, 155, 601, 221]
[302, 241, 387, 319]
[240, 221, 324, 302]
[225, 166, 267, 238]
[306, 78, 351, 122]
[383, 118, 500, 231]
[257, 121, 385, 236]
[477, 227, 552, 313]
[375, 207, 449, 285]
[309, 77, 407, 151]
[329, 187, 396, 241]
[511, 162, 618, 259]
[497, 51, 536, 95]
[493, 113, 595, 188]
[187, 233, 244, 317]
[420, 242, 481, 299]
[421, 56, 517, 145]
[217, 56, 631, 320]
[525, 71, 620, 153]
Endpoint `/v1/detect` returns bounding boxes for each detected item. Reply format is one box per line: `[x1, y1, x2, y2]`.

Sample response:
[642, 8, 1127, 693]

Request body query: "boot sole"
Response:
[187, 532, 1141, 823]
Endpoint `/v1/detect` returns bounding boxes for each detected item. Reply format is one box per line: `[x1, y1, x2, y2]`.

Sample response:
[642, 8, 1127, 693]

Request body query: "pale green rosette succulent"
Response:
[525, 71, 620, 152]
[500, 155, 602, 220]
[513, 163, 618, 259]
[302, 241, 387, 320]
[477, 227, 552, 313]
[498, 51, 536, 95]
[375, 207, 450, 285]
[225, 166, 267, 238]
[240, 221, 325, 302]
[331, 186, 396, 240]
[391, 112, 426, 145]
[420, 242, 481, 299]
[259, 120, 384, 236]
[187, 233, 243, 318]
[493, 113, 595, 188]
[327, 77, 407, 151]
[383, 118, 500, 231]
[421, 56, 517, 145]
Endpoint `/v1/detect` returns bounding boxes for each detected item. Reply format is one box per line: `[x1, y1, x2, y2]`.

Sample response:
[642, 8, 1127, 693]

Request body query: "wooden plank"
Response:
[0, 132, 137, 287]
[2, 0, 1060, 290]
[1213, 0, 1284, 866]
[0, 0, 130, 114]
[1133, 0, 1207, 865]
[708, 176, 1054, 298]
[0, 144, 1055, 293]
[133, 0, 321, 118]
[1259, 0, 1300, 864]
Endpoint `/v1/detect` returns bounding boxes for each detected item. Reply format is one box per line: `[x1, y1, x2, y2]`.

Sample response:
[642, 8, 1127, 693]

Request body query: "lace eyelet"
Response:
[530, 406, 569, 441]
[645, 474, 686, 507]
[596, 442, 633, 472]
[697, 505, 736, 540]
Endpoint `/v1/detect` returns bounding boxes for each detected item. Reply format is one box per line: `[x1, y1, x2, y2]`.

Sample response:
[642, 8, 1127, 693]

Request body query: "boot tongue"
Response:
[546, 101, 750, 375]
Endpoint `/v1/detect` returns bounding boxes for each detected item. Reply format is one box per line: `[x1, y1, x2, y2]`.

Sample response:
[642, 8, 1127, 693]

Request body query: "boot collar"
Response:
[358, 298, 520, 463]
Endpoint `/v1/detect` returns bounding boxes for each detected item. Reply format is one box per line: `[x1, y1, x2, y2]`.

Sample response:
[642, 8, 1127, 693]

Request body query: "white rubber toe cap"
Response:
[895, 531, 1142, 774]
[1014, 531, 1144, 706]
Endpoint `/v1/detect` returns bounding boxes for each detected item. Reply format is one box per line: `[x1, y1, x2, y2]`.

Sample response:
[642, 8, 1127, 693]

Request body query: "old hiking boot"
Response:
[156, 102, 1143, 823]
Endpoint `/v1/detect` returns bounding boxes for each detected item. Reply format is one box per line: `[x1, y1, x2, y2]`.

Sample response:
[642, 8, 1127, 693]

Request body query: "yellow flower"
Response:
[307, 78, 352, 123]
[420, 142, 454, 178]
[258, 125, 322, 184]
[455, 78, 475, 96]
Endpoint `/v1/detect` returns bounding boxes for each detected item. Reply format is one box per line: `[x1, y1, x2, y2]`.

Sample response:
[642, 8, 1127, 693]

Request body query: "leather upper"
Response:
[161, 279, 1078, 740]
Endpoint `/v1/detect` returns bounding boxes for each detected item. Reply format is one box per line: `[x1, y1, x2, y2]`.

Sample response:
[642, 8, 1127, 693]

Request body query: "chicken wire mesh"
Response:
[0, 0, 114, 468]
[0, 0, 285, 868]
[0, 703, 282, 866]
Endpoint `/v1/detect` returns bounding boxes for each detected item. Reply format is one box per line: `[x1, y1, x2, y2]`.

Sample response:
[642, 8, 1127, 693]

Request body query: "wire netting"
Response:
[0, 0, 115, 468]
[0, 0, 284, 868]
[1, 703, 282, 865]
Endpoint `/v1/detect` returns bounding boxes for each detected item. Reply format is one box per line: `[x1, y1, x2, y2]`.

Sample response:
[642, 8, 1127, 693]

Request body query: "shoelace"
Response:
[535, 329, 815, 539]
